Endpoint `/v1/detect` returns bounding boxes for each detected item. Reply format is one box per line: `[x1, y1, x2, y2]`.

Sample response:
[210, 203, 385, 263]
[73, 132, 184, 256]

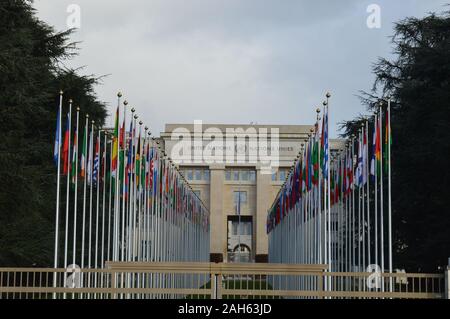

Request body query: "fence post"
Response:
[111, 271, 117, 300]
[445, 258, 450, 300]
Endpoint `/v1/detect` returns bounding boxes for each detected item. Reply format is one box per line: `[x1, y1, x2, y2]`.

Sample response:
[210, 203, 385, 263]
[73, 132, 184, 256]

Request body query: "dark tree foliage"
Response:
[0, 0, 107, 266]
[341, 10, 450, 272]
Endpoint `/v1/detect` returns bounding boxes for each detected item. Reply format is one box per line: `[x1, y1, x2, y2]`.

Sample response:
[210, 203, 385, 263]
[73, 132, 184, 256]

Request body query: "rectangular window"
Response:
[234, 191, 247, 206]
[186, 170, 193, 180]
[195, 169, 202, 181]
[233, 170, 239, 181]
[241, 170, 249, 181]
[272, 171, 277, 181]
[204, 170, 210, 181]
[249, 171, 256, 182]
[225, 170, 232, 181]
[279, 170, 286, 181]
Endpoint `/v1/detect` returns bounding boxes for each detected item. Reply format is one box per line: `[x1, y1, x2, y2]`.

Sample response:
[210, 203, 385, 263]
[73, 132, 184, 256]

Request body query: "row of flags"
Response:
[267, 104, 392, 231]
[266, 104, 330, 231]
[267, 96, 393, 293]
[53, 92, 210, 277]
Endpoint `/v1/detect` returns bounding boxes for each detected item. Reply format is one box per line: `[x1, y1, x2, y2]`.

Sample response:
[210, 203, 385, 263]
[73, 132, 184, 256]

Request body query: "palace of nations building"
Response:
[156, 123, 345, 264]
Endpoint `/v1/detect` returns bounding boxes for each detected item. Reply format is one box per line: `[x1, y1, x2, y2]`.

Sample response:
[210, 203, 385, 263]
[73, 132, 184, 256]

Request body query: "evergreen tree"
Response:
[0, 0, 107, 266]
[342, 10, 450, 272]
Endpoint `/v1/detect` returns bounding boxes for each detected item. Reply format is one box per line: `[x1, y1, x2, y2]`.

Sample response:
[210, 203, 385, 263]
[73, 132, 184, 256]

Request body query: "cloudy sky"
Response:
[34, 0, 448, 137]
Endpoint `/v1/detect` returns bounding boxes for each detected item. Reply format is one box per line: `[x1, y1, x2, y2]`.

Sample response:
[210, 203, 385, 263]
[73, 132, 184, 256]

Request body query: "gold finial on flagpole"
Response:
[124, 100, 128, 106]
[117, 92, 123, 98]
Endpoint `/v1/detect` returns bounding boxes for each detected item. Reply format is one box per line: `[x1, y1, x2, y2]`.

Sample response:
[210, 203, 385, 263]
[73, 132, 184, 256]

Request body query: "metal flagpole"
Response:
[88, 121, 94, 271]
[63, 100, 73, 273]
[325, 93, 332, 292]
[72, 107, 80, 266]
[80, 114, 89, 294]
[119, 100, 128, 262]
[87, 120, 94, 295]
[113, 94, 123, 262]
[373, 114, 379, 271]
[53, 91, 63, 296]
[387, 98, 393, 292]
[94, 130, 101, 286]
[101, 132, 107, 268]
[379, 102, 385, 292]
[107, 131, 113, 263]
[365, 120, 371, 269]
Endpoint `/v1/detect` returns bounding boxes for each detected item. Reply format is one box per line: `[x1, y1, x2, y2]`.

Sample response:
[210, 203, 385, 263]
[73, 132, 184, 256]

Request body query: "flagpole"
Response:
[64, 100, 73, 276]
[325, 92, 332, 292]
[53, 90, 63, 296]
[101, 132, 107, 269]
[387, 98, 393, 292]
[72, 107, 80, 266]
[107, 130, 113, 263]
[95, 129, 101, 274]
[119, 99, 127, 262]
[379, 102, 385, 292]
[365, 120, 371, 269]
[113, 93, 122, 262]
[373, 114, 379, 272]
[80, 114, 89, 295]
[88, 120, 94, 276]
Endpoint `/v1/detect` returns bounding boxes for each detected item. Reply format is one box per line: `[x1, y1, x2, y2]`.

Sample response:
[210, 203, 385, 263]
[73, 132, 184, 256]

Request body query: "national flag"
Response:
[135, 129, 141, 187]
[62, 113, 70, 175]
[312, 129, 319, 186]
[375, 117, 381, 176]
[384, 106, 392, 174]
[70, 123, 78, 184]
[111, 106, 119, 178]
[322, 108, 329, 179]
[80, 124, 87, 179]
[356, 133, 363, 188]
[370, 116, 377, 179]
[87, 129, 93, 185]
[362, 126, 368, 186]
[93, 135, 100, 185]
[53, 107, 61, 165]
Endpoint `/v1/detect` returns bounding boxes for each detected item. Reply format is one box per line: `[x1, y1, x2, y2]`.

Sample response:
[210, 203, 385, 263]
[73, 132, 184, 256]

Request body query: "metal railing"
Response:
[0, 263, 445, 299]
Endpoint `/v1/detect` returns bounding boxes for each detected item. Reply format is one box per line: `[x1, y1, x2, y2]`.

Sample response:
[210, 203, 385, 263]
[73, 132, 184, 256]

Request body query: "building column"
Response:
[209, 164, 225, 263]
[255, 167, 271, 263]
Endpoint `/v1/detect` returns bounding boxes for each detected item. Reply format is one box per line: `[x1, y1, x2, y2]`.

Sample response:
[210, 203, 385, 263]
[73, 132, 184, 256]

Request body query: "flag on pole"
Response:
[375, 118, 381, 176]
[111, 107, 119, 178]
[322, 107, 329, 179]
[363, 126, 368, 186]
[93, 135, 100, 185]
[70, 123, 78, 184]
[54, 108, 61, 165]
[62, 113, 70, 175]
[80, 124, 87, 179]
[87, 129, 93, 185]
[370, 117, 377, 179]
[384, 106, 392, 174]
[356, 133, 363, 187]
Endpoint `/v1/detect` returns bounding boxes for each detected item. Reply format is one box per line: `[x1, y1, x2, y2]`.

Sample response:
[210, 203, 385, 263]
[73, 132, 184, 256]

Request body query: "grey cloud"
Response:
[34, 0, 449, 136]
